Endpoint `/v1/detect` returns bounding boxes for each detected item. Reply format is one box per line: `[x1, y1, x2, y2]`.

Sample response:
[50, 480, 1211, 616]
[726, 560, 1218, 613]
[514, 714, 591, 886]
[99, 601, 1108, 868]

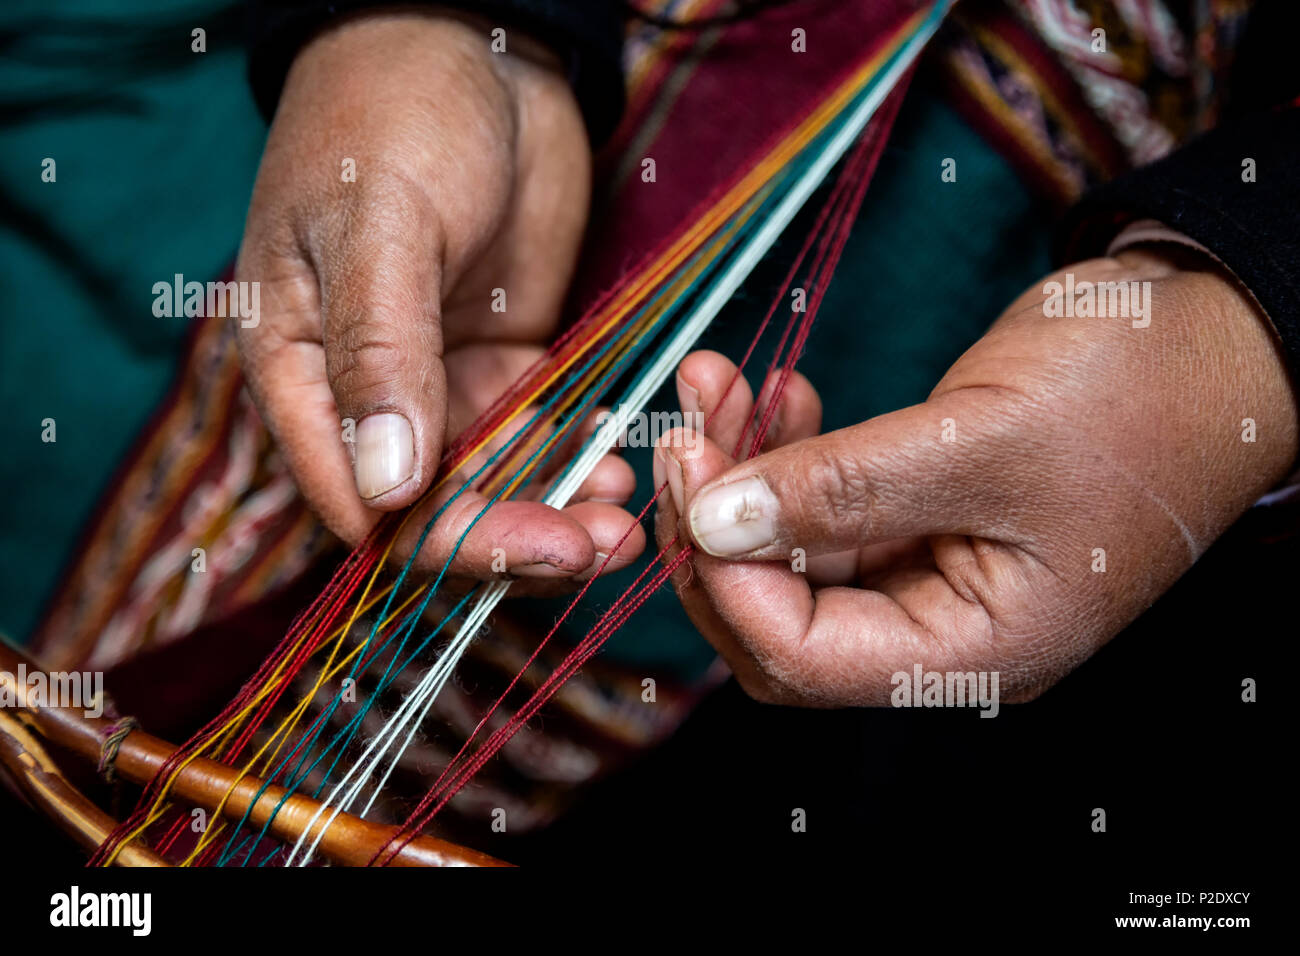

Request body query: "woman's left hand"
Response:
[654, 248, 1297, 705]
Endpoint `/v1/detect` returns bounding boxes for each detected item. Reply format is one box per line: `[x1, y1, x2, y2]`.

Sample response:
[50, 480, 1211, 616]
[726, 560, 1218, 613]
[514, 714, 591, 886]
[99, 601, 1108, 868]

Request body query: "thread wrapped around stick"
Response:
[97, 715, 139, 784]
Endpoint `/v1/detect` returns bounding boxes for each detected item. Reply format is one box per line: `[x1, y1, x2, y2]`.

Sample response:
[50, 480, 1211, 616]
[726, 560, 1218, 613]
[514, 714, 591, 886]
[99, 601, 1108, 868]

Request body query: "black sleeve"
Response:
[1056, 0, 1300, 396]
[1055, 104, 1300, 393]
[246, 0, 626, 145]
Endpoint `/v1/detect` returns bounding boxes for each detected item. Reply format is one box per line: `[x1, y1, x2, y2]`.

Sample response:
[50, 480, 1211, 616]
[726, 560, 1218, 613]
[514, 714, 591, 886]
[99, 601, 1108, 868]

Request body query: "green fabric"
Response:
[0, 2, 264, 641]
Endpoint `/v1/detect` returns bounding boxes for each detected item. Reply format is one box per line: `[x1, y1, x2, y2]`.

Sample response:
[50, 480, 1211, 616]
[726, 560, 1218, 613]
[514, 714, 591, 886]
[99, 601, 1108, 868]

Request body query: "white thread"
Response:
[288, 4, 949, 865]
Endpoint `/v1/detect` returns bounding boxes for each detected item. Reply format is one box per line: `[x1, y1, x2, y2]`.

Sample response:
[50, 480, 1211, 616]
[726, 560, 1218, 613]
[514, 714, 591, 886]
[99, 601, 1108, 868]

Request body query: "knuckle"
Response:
[805, 442, 873, 534]
[333, 313, 405, 361]
[325, 304, 441, 408]
[328, 321, 407, 394]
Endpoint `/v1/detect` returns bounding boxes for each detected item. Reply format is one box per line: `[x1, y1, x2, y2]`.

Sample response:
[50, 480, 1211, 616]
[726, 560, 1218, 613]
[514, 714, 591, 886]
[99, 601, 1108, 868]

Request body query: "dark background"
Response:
[6, 506, 1283, 931]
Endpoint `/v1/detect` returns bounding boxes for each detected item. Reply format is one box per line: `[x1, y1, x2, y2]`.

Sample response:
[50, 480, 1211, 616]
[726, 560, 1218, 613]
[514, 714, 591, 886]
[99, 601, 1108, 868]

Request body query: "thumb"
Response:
[321, 221, 447, 509]
[683, 387, 1038, 559]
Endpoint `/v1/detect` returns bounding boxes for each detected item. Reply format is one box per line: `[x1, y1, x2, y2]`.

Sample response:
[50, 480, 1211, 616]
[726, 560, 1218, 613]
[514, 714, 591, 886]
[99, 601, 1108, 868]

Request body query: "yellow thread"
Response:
[112, 16, 923, 866]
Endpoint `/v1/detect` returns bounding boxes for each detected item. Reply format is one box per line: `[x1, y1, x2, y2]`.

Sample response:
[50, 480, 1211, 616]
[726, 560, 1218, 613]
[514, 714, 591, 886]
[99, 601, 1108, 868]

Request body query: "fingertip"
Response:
[503, 504, 598, 575]
[676, 351, 755, 450]
[677, 350, 737, 389]
[662, 427, 731, 489]
[760, 369, 822, 447]
[675, 369, 702, 419]
[561, 501, 647, 577]
[393, 495, 595, 578]
[573, 455, 636, 505]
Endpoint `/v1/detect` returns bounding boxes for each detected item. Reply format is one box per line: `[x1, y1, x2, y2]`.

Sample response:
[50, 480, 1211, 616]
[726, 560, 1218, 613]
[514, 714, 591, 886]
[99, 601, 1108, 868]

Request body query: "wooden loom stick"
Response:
[0, 708, 168, 867]
[0, 639, 507, 867]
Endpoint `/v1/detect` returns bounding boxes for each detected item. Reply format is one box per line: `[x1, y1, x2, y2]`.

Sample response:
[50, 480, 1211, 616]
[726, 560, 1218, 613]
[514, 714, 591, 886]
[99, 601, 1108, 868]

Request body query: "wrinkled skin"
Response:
[654, 248, 1297, 705]
[236, 12, 643, 593]
[236, 14, 1297, 702]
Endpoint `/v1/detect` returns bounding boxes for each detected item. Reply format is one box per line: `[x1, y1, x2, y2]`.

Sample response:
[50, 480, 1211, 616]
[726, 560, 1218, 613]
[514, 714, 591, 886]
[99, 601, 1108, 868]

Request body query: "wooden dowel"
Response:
[0, 639, 508, 867]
